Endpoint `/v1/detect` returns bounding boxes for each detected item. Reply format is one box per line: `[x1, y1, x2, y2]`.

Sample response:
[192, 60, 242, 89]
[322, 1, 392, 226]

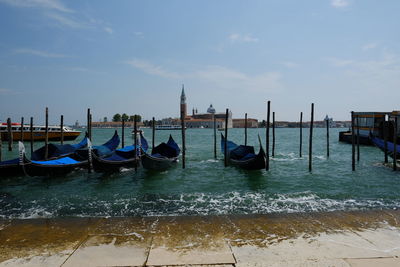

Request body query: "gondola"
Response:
[20, 131, 120, 177]
[0, 136, 88, 177]
[92, 133, 149, 172]
[221, 134, 266, 170]
[370, 135, 400, 159]
[141, 135, 180, 171]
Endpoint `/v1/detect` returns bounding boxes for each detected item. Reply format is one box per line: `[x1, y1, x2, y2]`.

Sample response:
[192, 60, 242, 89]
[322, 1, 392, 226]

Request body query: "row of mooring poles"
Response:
[2, 108, 76, 158]
[264, 102, 315, 171]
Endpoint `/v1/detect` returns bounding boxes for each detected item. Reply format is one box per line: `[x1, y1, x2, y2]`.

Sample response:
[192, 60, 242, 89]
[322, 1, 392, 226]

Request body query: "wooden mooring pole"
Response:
[20, 117, 24, 143]
[266, 101, 270, 171]
[60, 115, 64, 145]
[326, 117, 329, 158]
[89, 114, 92, 141]
[121, 119, 125, 148]
[300, 112, 303, 158]
[309, 104, 314, 172]
[87, 108, 91, 141]
[393, 116, 398, 171]
[384, 121, 388, 163]
[152, 117, 155, 150]
[0, 127, 2, 161]
[213, 115, 217, 159]
[272, 112, 275, 157]
[134, 115, 138, 172]
[351, 111, 355, 171]
[356, 116, 360, 161]
[30, 117, 33, 155]
[45, 107, 49, 160]
[224, 109, 229, 167]
[181, 110, 186, 169]
[244, 113, 248, 146]
[7, 118, 12, 151]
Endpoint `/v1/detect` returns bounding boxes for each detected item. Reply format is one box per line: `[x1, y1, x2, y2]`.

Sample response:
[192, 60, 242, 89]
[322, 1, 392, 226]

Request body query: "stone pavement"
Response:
[1, 210, 400, 266]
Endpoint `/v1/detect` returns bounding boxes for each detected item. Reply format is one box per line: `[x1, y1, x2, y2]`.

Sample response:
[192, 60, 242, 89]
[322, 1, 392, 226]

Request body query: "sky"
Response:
[0, 0, 400, 125]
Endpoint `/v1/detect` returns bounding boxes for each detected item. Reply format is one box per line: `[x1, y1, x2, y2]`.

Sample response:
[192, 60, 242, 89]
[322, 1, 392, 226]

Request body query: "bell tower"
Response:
[180, 84, 187, 119]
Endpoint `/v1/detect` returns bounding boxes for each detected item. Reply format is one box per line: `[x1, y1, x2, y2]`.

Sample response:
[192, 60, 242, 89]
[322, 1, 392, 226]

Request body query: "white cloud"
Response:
[362, 42, 378, 51]
[125, 59, 182, 79]
[126, 59, 282, 93]
[326, 57, 354, 67]
[192, 65, 281, 93]
[104, 26, 113, 34]
[0, 88, 19, 95]
[331, 0, 349, 8]
[0, 0, 72, 12]
[281, 61, 299, 68]
[46, 12, 88, 28]
[229, 33, 259, 43]
[14, 48, 69, 58]
[133, 31, 144, 38]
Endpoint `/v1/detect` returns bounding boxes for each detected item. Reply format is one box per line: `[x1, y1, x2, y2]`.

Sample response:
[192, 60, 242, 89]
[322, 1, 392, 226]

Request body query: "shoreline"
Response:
[1, 209, 400, 266]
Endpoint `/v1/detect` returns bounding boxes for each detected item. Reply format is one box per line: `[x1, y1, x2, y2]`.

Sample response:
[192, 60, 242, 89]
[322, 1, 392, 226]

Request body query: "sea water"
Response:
[0, 128, 399, 218]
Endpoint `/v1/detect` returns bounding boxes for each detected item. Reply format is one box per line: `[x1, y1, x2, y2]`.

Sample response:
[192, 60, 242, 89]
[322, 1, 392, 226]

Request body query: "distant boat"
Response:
[0, 123, 81, 142]
[221, 134, 266, 170]
[141, 135, 180, 171]
[154, 125, 183, 130]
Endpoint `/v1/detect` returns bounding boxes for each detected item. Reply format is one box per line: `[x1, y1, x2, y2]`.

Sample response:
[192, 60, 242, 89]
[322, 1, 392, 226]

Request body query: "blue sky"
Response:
[0, 0, 399, 124]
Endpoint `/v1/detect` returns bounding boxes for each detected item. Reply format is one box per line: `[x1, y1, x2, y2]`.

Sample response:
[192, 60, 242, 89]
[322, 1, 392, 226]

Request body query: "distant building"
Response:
[232, 118, 258, 128]
[171, 87, 233, 128]
[91, 121, 144, 128]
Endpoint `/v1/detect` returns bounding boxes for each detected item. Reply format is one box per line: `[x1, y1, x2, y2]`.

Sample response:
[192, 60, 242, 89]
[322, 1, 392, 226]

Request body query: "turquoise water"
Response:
[0, 128, 399, 218]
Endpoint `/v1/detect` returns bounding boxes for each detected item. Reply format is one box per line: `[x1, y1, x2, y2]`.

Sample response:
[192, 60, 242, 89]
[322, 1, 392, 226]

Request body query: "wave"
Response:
[1, 191, 399, 219]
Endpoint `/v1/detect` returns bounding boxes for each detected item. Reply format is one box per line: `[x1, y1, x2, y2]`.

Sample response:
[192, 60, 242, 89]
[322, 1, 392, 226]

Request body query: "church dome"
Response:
[207, 104, 216, 114]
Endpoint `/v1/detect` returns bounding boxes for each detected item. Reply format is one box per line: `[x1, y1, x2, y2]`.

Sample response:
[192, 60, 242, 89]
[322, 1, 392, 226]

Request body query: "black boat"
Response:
[0, 136, 88, 177]
[370, 135, 400, 159]
[141, 135, 180, 171]
[20, 131, 120, 176]
[92, 133, 149, 172]
[221, 134, 266, 170]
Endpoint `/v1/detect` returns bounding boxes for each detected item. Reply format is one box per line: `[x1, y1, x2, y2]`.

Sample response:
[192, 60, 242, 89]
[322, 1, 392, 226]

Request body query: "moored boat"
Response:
[0, 136, 88, 177]
[221, 134, 266, 170]
[141, 135, 180, 171]
[0, 123, 81, 142]
[92, 133, 149, 172]
[20, 131, 120, 176]
[370, 135, 400, 159]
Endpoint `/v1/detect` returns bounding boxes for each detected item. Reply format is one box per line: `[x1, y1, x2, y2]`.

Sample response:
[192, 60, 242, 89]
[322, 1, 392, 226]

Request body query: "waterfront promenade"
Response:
[1, 210, 400, 267]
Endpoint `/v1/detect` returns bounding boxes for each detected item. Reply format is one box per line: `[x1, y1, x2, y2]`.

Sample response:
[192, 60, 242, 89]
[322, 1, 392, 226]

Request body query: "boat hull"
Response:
[91, 154, 139, 172]
[141, 154, 177, 171]
[339, 131, 373, 145]
[229, 152, 266, 170]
